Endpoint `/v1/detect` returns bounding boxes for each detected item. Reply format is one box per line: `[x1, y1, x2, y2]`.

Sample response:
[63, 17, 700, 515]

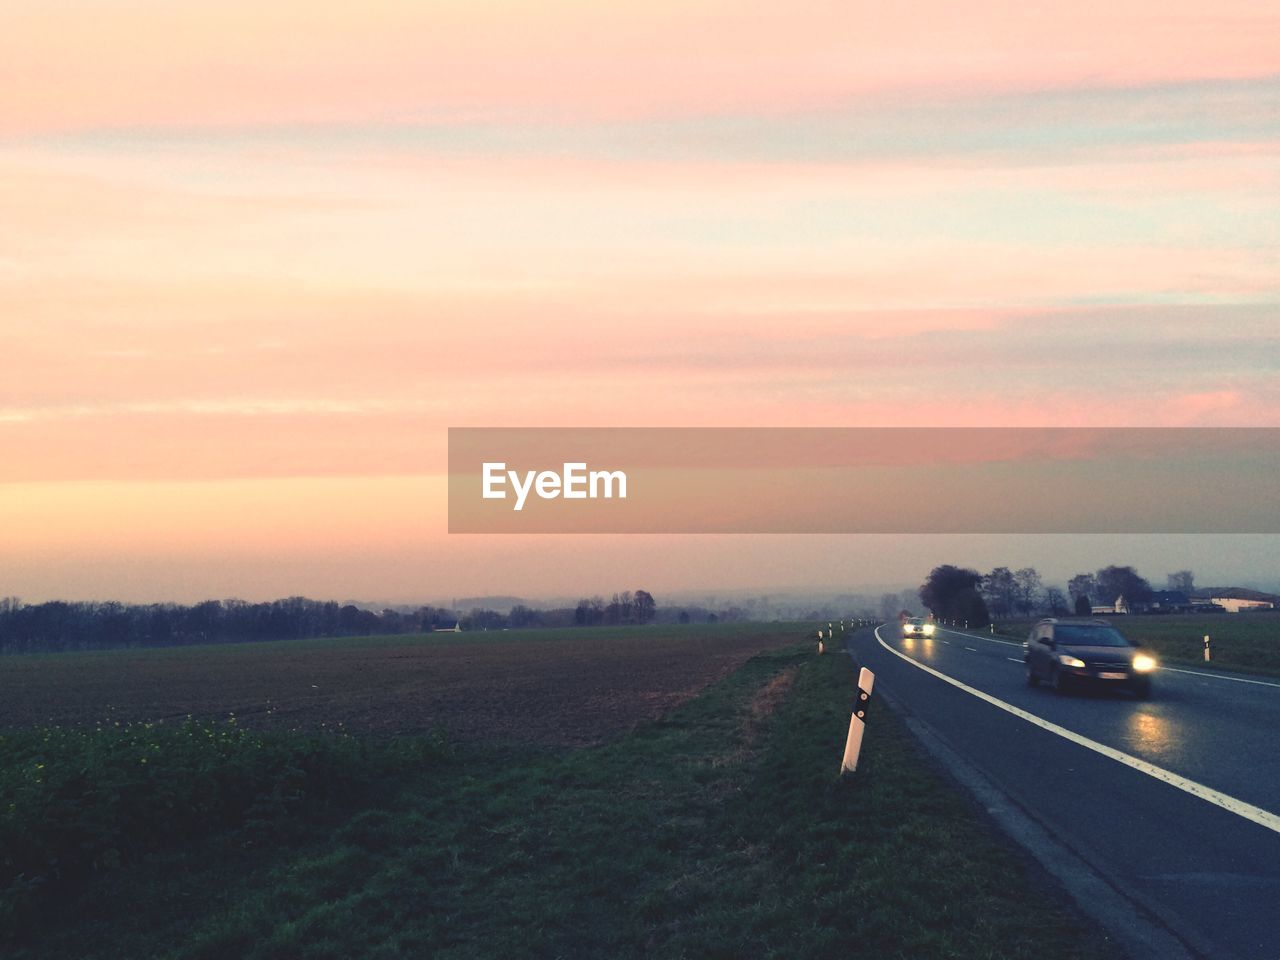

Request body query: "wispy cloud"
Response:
[3, 0, 1277, 600]
[4, 1, 1277, 134]
[19, 77, 1280, 168]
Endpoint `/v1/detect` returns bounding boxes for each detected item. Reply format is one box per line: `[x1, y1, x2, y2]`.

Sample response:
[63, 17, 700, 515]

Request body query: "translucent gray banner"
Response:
[448, 428, 1280, 533]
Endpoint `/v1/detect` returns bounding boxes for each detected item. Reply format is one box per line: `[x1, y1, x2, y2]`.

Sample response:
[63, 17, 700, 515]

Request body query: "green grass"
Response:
[992, 612, 1280, 677]
[6, 637, 1119, 960]
[0, 621, 780, 663]
[0, 719, 447, 936]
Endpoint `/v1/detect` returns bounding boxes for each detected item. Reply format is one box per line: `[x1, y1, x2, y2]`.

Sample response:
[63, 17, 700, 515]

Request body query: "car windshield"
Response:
[907, 618, 924, 625]
[1056, 624, 1131, 647]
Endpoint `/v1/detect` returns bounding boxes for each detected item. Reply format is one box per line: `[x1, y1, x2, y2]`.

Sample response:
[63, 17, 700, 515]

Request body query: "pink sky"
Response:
[1, 1, 1278, 601]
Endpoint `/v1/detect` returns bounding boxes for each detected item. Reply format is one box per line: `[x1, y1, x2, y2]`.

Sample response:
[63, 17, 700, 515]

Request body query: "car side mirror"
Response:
[1045, 639, 1056, 649]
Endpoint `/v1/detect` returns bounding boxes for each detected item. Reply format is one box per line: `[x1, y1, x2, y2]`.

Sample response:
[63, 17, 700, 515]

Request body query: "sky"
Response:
[2, 1, 1278, 603]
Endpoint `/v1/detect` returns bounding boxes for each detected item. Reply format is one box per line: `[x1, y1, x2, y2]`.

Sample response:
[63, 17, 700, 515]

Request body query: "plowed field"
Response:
[0, 624, 804, 746]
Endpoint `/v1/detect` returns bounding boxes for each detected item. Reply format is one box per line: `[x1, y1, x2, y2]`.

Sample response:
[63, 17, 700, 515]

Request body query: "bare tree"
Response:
[1044, 587, 1069, 616]
[982, 567, 1018, 618]
[1014, 567, 1043, 616]
[1068, 573, 1098, 606]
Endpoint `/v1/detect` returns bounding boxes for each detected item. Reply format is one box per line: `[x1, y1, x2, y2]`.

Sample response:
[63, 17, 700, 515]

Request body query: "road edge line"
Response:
[873, 625, 1280, 836]
[1161, 666, 1280, 689]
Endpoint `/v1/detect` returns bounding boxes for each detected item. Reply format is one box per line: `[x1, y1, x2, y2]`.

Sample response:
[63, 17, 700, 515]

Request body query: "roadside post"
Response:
[1204, 635, 1212, 662]
[840, 667, 875, 775]
[817, 629, 825, 655]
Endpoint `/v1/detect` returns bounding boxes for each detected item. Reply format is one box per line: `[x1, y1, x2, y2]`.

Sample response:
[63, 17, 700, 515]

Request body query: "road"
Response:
[849, 623, 1280, 960]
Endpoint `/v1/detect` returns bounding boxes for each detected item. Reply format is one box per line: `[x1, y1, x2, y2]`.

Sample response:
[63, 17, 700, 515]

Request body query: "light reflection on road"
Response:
[1126, 708, 1175, 761]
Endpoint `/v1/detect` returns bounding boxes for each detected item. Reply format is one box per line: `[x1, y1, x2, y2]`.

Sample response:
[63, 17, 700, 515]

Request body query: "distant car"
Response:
[902, 617, 935, 638]
[1024, 618, 1156, 698]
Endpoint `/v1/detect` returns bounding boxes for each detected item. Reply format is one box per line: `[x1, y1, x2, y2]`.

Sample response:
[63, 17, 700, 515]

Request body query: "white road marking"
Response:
[1161, 666, 1280, 689]
[874, 625, 1280, 837]
[942, 629, 1280, 690]
[939, 627, 1021, 647]
[964, 646, 978, 651]
[1006, 657, 1022, 663]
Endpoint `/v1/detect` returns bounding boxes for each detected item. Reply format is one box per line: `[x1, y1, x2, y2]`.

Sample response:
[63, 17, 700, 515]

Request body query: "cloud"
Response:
[4, 2, 1278, 134]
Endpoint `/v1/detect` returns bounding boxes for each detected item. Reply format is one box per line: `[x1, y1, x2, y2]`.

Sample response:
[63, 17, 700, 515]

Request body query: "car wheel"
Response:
[1026, 664, 1039, 687]
[1050, 667, 1070, 695]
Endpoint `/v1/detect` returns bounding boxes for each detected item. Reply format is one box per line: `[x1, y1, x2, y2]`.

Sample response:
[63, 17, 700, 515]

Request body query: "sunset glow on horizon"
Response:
[3, 2, 1278, 601]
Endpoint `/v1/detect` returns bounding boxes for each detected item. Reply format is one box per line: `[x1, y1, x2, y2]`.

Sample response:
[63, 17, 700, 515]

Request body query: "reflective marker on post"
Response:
[1204, 635, 1212, 662]
[841, 667, 876, 775]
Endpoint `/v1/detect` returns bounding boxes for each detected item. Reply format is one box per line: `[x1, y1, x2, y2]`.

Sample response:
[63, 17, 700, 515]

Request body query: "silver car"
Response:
[902, 617, 935, 638]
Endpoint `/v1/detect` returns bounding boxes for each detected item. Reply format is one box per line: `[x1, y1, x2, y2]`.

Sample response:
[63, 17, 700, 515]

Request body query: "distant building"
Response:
[1091, 595, 1129, 615]
[1190, 588, 1277, 614]
[1145, 590, 1193, 613]
[432, 620, 462, 633]
[1208, 597, 1274, 614]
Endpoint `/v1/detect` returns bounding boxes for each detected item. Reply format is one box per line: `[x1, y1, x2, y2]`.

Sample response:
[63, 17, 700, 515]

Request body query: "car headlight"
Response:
[923, 624, 935, 635]
[1132, 653, 1157, 673]
[1058, 655, 1086, 668]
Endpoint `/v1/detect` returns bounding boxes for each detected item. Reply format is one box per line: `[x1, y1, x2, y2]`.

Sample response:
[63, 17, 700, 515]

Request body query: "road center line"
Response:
[873, 625, 1280, 837]
[964, 646, 978, 651]
[944, 631, 1280, 689]
[939, 627, 1021, 647]
[1006, 657, 1022, 663]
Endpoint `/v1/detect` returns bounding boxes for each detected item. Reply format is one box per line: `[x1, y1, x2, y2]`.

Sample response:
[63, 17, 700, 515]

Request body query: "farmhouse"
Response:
[1144, 590, 1193, 613]
[1091, 595, 1129, 615]
[1191, 587, 1277, 614]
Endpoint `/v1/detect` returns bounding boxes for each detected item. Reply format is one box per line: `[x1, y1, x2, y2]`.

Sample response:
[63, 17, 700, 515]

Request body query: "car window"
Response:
[1055, 624, 1131, 647]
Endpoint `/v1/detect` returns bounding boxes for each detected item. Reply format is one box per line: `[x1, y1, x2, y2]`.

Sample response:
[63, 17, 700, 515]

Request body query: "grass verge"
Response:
[8, 642, 1121, 959]
[0, 720, 447, 937]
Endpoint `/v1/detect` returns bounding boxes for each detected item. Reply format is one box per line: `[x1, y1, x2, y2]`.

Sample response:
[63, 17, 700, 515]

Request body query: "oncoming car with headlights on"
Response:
[902, 617, 935, 639]
[1024, 618, 1157, 698]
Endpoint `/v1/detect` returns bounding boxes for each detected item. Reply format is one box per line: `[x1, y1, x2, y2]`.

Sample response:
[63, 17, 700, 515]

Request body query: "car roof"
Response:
[1035, 617, 1112, 626]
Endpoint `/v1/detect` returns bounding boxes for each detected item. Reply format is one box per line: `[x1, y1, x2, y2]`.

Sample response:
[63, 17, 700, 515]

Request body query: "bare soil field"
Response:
[0, 624, 804, 746]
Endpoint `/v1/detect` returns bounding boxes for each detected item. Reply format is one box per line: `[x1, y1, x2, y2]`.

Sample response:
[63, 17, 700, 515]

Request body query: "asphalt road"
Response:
[849, 624, 1280, 960]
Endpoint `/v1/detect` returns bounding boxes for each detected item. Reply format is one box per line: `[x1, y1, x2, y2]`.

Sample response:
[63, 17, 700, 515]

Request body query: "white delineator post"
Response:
[1204, 635, 1212, 662]
[841, 667, 875, 775]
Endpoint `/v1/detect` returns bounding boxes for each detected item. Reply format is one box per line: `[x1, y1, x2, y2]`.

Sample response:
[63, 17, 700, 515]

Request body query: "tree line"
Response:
[915, 565, 1196, 625]
[0, 589, 665, 654]
[0, 597, 456, 655]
